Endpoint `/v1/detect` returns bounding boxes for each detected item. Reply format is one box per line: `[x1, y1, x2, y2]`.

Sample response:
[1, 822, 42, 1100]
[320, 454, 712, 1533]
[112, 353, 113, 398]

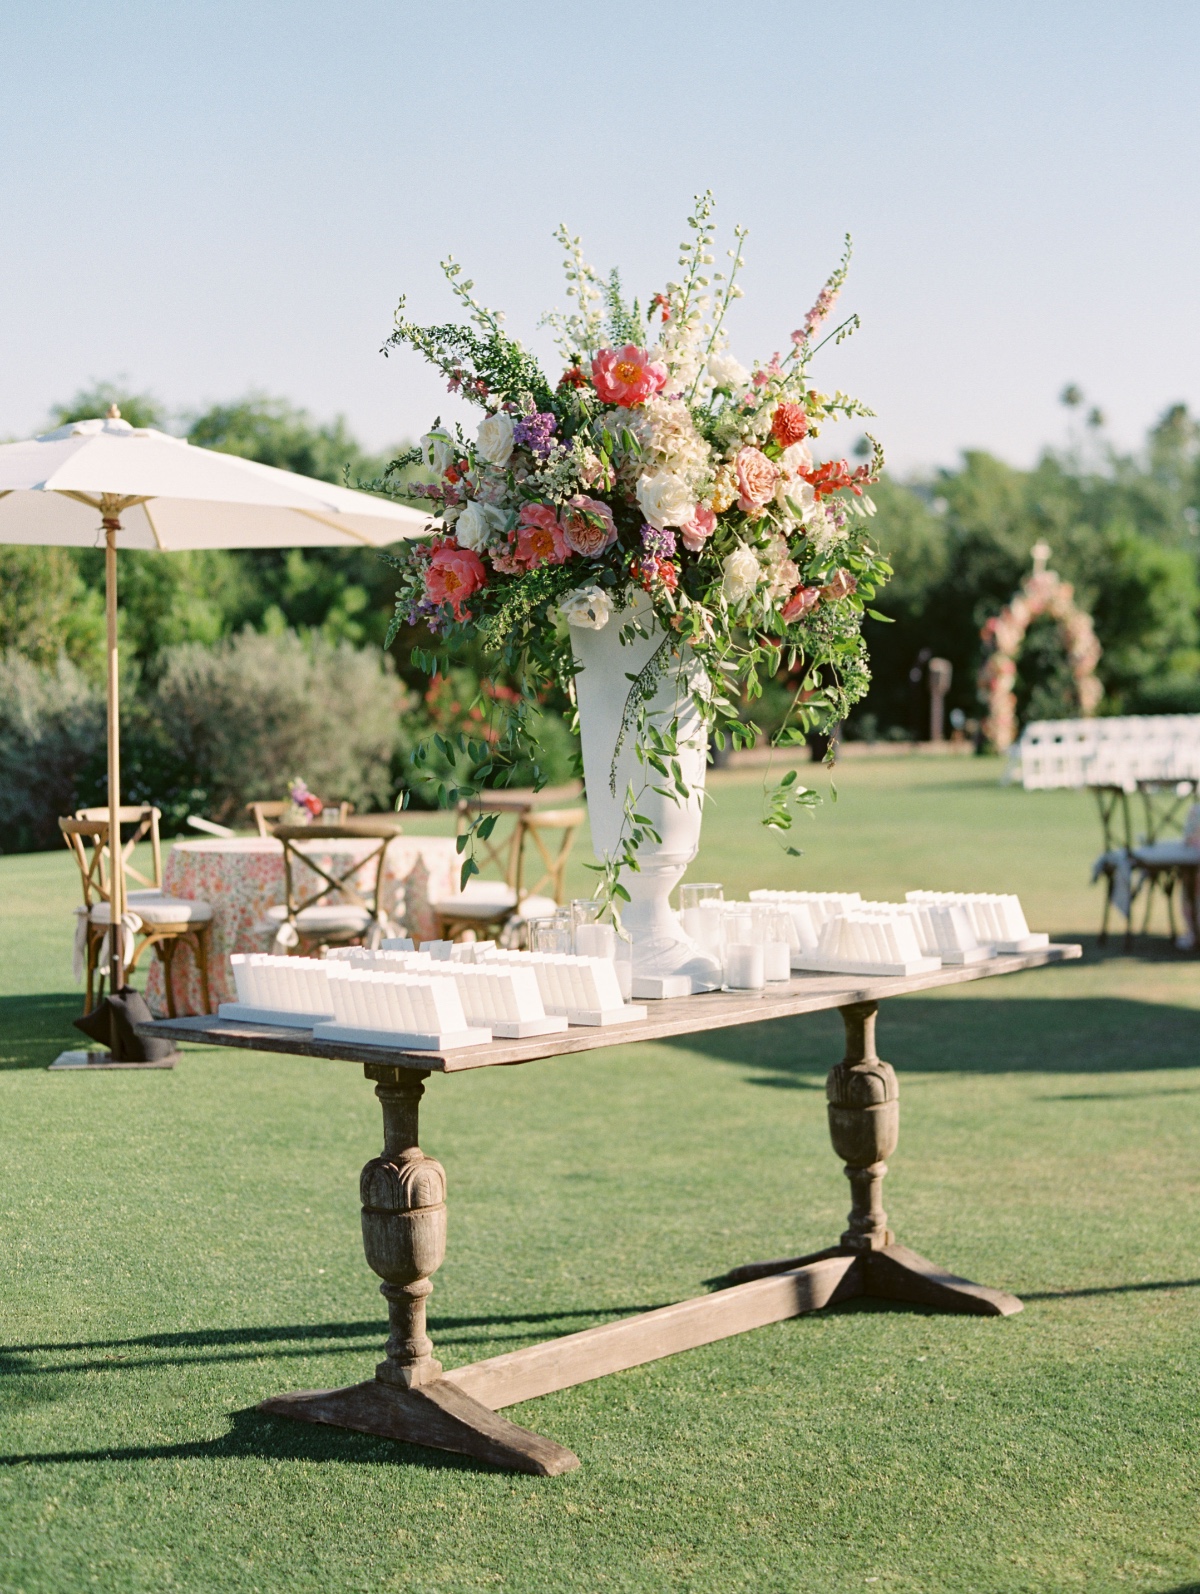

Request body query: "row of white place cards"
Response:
[904, 892, 1049, 954]
[220, 946, 646, 1049]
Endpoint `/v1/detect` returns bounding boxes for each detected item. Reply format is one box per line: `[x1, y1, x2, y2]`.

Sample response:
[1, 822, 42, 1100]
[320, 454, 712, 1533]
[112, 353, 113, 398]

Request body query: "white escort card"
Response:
[905, 892, 1049, 953]
[791, 903, 942, 977]
[222, 953, 336, 1027]
[330, 946, 566, 1038]
[479, 949, 646, 1027]
[315, 964, 491, 1051]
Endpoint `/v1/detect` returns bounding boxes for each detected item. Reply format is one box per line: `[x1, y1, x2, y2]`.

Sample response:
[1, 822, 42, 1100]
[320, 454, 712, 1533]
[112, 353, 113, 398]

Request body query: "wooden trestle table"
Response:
[142, 943, 1081, 1477]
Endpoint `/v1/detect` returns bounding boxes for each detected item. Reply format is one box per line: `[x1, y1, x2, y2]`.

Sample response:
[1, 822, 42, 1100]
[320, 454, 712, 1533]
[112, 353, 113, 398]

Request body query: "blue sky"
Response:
[2, 0, 1197, 474]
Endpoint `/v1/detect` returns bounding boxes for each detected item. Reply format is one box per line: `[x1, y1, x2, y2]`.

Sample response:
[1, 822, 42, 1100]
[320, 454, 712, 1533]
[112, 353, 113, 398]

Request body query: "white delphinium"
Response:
[706, 349, 750, 392]
[721, 543, 763, 604]
[475, 411, 515, 468]
[809, 503, 849, 556]
[560, 584, 613, 629]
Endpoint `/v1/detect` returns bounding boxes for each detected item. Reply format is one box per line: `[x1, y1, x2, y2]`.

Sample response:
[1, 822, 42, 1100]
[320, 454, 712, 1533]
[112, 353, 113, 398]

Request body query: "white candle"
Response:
[762, 941, 790, 982]
[725, 943, 764, 990]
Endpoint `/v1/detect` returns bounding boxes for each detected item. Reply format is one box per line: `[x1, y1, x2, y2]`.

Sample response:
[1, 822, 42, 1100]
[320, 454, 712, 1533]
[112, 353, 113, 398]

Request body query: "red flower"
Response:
[771, 403, 809, 449]
[633, 555, 678, 594]
[513, 503, 570, 569]
[591, 344, 668, 408]
[803, 459, 860, 499]
[650, 292, 671, 322]
[780, 585, 822, 622]
[558, 366, 588, 390]
[424, 543, 487, 618]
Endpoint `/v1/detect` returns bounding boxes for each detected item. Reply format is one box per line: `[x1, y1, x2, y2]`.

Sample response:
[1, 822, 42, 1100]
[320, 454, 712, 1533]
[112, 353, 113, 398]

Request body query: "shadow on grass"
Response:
[1, 1304, 671, 1379]
[0, 993, 89, 1071]
[666, 995, 1200, 1083]
[0, 1404, 510, 1475]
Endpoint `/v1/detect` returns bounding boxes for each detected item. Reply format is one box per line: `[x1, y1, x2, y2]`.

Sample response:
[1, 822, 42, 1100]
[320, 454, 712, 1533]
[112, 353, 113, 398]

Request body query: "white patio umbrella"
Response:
[0, 406, 429, 1000]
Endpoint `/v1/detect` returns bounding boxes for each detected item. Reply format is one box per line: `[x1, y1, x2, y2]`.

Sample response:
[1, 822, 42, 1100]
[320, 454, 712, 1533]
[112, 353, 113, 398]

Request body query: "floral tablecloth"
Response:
[143, 835, 459, 1016]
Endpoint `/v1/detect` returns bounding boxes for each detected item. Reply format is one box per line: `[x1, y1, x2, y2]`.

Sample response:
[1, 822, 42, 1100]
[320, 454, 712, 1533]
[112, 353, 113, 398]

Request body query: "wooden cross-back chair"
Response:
[432, 799, 530, 944]
[74, 804, 164, 891]
[59, 816, 212, 1017]
[267, 821, 401, 954]
[434, 800, 584, 944]
[1090, 784, 1134, 950]
[516, 807, 587, 908]
[1132, 778, 1200, 940]
[248, 799, 355, 837]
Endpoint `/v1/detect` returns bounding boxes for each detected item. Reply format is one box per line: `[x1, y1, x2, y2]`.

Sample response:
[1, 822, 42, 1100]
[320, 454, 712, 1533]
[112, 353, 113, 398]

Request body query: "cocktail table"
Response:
[142, 944, 1081, 1476]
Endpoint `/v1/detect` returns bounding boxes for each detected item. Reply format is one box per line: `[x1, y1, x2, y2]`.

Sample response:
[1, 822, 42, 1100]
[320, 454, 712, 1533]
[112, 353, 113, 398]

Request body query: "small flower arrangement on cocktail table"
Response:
[284, 777, 324, 826]
[378, 192, 891, 911]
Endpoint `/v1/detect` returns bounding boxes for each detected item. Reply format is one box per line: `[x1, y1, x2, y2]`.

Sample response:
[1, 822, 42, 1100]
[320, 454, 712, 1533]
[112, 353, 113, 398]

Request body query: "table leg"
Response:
[258, 1063, 580, 1475]
[728, 1001, 1022, 1316]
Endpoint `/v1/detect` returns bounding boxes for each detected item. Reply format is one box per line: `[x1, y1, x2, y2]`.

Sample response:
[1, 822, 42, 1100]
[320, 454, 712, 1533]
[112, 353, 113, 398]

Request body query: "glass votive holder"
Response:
[753, 905, 794, 982]
[574, 921, 616, 960]
[570, 898, 603, 929]
[724, 942, 764, 990]
[530, 917, 570, 955]
[680, 882, 724, 911]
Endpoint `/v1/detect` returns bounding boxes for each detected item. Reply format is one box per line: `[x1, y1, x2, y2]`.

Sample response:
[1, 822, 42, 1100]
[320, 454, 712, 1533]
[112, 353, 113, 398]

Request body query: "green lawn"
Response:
[2, 756, 1198, 1593]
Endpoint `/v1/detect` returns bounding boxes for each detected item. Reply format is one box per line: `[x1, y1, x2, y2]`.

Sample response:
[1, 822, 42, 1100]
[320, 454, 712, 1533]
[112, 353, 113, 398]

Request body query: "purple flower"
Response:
[640, 524, 677, 559]
[512, 412, 557, 459]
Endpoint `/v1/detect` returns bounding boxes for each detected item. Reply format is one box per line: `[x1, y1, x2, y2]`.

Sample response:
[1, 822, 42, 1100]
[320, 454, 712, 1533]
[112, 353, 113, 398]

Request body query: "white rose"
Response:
[636, 470, 696, 530]
[422, 427, 457, 475]
[779, 441, 814, 478]
[706, 351, 750, 391]
[722, 543, 763, 604]
[475, 411, 515, 468]
[777, 475, 816, 518]
[560, 584, 613, 630]
[455, 499, 506, 551]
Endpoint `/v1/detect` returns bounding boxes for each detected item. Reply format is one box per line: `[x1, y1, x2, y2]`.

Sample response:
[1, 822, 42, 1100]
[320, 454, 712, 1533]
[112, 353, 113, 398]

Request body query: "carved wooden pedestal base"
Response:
[260, 1003, 1020, 1474]
[726, 1001, 1023, 1316]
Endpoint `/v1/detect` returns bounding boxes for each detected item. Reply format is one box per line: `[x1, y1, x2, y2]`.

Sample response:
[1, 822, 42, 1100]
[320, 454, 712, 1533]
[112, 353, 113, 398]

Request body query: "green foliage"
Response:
[855, 409, 1200, 737]
[139, 630, 411, 826]
[0, 548, 105, 674]
[0, 651, 103, 852]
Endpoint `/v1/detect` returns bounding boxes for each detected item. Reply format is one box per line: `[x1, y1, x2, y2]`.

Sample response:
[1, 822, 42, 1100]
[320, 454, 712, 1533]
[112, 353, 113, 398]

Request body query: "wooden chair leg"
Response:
[1098, 873, 1112, 947]
[160, 939, 178, 1019]
[196, 925, 212, 1016]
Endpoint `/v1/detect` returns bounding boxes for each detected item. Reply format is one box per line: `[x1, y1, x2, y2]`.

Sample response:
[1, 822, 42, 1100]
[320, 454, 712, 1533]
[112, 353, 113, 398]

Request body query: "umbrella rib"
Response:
[291, 507, 385, 545]
[141, 499, 166, 550]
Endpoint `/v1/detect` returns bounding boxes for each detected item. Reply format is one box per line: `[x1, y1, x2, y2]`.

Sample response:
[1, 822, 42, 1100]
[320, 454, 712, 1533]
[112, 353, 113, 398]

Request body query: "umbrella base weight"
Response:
[49, 1048, 176, 1070]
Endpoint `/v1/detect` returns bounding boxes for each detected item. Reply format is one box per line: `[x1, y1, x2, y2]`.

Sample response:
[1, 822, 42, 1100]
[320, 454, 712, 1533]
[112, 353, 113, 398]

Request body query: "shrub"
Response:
[0, 652, 104, 853]
[148, 630, 411, 824]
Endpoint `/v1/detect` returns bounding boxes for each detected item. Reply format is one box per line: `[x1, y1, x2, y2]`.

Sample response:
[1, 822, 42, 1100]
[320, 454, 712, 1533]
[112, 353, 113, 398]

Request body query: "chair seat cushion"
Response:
[91, 895, 213, 926]
[264, 903, 373, 933]
[433, 879, 518, 919]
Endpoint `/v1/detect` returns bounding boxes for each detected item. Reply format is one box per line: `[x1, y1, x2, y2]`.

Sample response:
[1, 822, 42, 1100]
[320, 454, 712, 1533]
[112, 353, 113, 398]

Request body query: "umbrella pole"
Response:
[104, 516, 124, 997]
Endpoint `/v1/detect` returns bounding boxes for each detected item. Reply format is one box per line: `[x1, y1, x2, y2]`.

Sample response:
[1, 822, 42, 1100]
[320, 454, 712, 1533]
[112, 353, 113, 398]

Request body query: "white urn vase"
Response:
[571, 593, 722, 996]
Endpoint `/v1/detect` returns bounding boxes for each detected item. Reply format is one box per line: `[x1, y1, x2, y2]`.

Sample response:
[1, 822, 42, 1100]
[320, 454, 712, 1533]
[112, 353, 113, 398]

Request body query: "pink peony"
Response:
[514, 502, 570, 569]
[561, 494, 617, 557]
[591, 344, 668, 408]
[780, 585, 822, 623]
[821, 569, 858, 603]
[735, 446, 780, 513]
[425, 542, 487, 618]
[679, 503, 717, 553]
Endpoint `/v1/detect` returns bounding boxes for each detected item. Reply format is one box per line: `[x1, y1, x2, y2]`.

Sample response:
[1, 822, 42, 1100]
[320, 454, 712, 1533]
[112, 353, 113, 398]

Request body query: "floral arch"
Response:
[978, 542, 1102, 751]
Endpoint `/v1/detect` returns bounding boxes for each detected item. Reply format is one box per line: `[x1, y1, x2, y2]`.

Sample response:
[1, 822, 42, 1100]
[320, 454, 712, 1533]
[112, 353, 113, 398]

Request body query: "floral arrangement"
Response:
[286, 777, 324, 823]
[979, 544, 1102, 751]
[378, 193, 891, 883]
